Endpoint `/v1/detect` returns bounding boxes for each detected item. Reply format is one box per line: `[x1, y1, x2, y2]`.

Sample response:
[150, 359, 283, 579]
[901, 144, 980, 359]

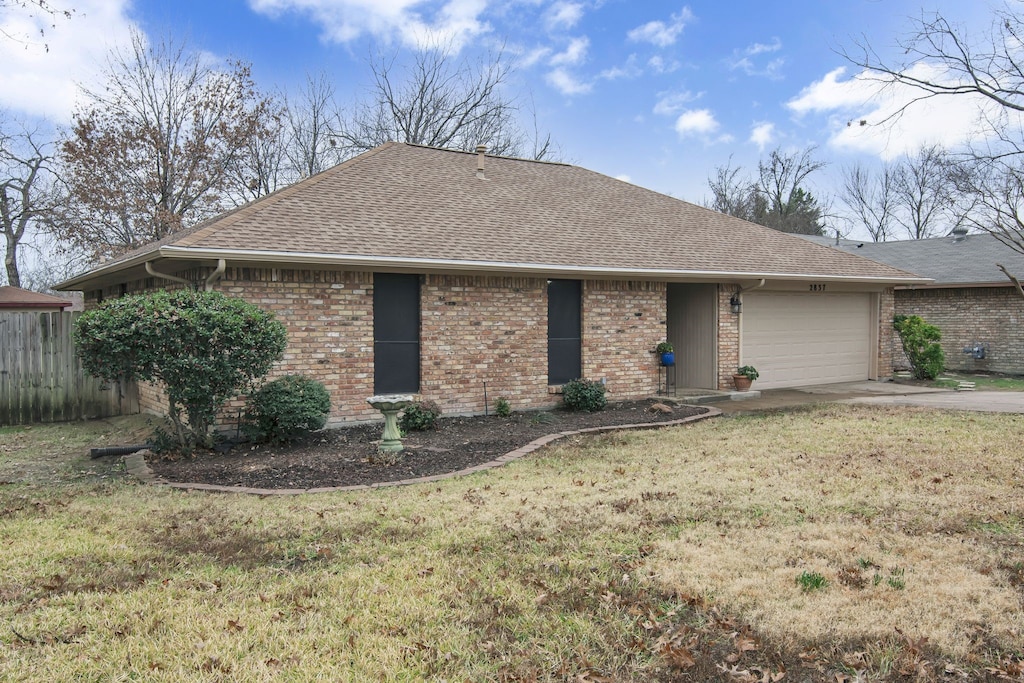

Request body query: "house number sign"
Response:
[809, 283, 827, 291]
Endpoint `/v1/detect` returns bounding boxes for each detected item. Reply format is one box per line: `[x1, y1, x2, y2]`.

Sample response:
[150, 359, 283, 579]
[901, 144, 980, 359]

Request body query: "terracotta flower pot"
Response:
[732, 374, 752, 392]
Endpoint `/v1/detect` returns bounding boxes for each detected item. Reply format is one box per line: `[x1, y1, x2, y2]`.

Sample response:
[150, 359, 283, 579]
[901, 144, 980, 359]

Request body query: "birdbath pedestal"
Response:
[367, 394, 414, 453]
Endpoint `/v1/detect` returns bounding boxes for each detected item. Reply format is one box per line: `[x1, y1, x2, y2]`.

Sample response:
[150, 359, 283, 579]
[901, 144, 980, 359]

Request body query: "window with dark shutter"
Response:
[547, 279, 581, 385]
[373, 273, 420, 394]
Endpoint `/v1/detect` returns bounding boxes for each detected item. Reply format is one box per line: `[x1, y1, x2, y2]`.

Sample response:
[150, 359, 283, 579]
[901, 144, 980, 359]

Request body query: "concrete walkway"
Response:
[704, 380, 1024, 415]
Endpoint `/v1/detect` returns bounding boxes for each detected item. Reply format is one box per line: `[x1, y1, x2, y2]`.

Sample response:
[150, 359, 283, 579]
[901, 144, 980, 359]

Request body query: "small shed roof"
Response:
[0, 286, 73, 309]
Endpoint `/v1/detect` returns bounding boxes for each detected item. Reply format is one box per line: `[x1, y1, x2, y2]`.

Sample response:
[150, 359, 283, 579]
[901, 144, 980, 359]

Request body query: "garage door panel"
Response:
[741, 292, 872, 389]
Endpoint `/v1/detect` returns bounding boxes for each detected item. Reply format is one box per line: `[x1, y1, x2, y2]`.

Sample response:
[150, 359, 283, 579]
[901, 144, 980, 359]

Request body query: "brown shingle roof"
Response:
[59, 142, 925, 287]
[0, 286, 73, 309]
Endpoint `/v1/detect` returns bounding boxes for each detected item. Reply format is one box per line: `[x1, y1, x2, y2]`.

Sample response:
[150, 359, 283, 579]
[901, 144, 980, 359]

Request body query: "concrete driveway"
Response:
[705, 380, 1024, 414]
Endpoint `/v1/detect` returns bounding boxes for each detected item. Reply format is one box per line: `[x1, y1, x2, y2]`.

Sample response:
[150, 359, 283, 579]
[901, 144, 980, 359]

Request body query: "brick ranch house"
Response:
[803, 232, 1024, 375]
[56, 143, 926, 425]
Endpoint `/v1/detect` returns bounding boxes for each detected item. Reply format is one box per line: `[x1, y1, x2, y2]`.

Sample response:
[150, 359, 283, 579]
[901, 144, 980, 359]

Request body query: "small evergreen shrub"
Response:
[893, 315, 945, 380]
[494, 396, 512, 418]
[399, 399, 442, 431]
[247, 375, 331, 444]
[562, 378, 607, 412]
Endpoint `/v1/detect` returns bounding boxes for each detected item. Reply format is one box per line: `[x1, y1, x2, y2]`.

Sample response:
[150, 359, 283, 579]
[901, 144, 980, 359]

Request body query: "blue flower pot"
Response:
[660, 351, 675, 366]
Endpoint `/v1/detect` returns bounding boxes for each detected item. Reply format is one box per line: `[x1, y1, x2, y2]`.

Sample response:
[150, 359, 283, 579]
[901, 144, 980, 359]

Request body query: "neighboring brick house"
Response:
[56, 143, 925, 424]
[803, 232, 1024, 375]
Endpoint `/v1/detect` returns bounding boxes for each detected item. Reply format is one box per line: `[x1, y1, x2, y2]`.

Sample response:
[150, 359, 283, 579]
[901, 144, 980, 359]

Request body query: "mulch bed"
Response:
[144, 400, 709, 489]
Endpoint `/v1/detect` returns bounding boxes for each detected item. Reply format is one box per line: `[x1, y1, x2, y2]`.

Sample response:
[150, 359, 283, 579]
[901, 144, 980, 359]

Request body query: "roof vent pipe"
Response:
[476, 144, 487, 179]
[950, 226, 968, 242]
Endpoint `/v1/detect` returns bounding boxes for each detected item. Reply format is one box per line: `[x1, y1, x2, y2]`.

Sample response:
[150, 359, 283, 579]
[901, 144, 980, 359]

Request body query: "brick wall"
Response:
[216, 267, 377, 424]
[894, 286, 1024, 374]
[95, 269, 669, 424]
[718, 285, 739, 390]
[581, 280, 665, 399]
[420, 275, 549, 415]
[877, 288, 895, 380]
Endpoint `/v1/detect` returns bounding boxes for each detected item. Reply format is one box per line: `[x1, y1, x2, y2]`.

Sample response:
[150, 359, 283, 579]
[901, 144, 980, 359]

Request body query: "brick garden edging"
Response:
[122, 407, 722, 496]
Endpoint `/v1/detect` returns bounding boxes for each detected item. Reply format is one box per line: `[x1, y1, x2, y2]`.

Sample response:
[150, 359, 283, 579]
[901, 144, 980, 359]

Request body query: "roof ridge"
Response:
[401, 141, 572, 167]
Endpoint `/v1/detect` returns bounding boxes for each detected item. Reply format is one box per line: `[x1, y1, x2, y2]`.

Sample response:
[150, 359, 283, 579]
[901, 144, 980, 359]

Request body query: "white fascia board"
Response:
[58, 245, 933, 289]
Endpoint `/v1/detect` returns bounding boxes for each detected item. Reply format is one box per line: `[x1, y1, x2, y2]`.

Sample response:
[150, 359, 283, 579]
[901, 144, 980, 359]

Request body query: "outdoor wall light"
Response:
[730, 294, 742, 314]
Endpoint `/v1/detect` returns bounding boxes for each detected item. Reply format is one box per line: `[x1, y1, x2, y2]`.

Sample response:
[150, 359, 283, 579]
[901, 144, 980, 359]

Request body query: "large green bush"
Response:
[893, 314, 945, 380]
[561, 378, 607, 412]
[74, 289, 288, 450]
[246, 375, 331, 444]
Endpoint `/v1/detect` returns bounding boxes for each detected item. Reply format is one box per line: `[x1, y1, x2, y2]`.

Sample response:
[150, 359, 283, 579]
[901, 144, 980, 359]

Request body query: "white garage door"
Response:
[741, 291, 873, 389]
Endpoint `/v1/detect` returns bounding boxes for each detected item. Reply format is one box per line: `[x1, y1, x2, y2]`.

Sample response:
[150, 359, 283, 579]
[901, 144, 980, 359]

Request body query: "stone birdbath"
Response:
[366, 394, 414, 454]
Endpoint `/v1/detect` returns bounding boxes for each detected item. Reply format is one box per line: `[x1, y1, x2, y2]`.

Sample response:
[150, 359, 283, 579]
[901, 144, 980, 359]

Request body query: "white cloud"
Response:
[674, 108, 719, 137]
[615, 174, 632, 183]
[549, 36, 589, 66]
[600, 55, 642, 80]
[546, 67, 591, 95]
[743, 37, 781, 56]
[653, 90, 698, 117]
[0, 0, 137, 122]
[249, 0, 491, 50]
[749, 121, 775, 150]
[519, 45, 552, 67]
[787, 64, 1003, 159]
[627, 7, 693, 48]
[648, 55, 680, 74]
[728, 37, 783, 80]
[544, 1, 584, 31]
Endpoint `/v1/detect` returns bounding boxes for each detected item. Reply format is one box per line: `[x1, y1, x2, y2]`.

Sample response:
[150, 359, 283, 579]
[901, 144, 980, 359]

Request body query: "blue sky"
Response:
[0, 0, 998, 239]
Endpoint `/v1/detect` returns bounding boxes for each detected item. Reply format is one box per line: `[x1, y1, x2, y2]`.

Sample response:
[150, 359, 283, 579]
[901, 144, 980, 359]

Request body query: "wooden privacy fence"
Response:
[0, 311, 139, 426]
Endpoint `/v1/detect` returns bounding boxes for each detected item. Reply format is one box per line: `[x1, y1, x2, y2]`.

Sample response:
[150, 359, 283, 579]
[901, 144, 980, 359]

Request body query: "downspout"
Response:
[204, 259, 227, 291]
[731, 278, 766, 311]
[145, 261, 193, 288]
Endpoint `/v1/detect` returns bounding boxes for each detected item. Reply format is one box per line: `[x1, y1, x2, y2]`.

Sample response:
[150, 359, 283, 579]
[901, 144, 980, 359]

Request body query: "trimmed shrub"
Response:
[494, 396, 512, 418]
[893, 314, 945, 380]
[74, 289, 287, 451]
[246, 375, 331, 444]
[399, 399, 442, 431]
[562, 378, 607, 412]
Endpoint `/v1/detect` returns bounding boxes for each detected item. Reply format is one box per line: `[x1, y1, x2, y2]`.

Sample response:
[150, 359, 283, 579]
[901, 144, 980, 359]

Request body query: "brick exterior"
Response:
[87, 270, 673, 425]
[420, 275, 549, 415]
[581, 280, 665, 399]
[216, 268, 378, 424]
[877, 288, 895, 380]
[81, 267, 905, 426]
[717, 285, 740, 390]
[894, 286, 1024, 375]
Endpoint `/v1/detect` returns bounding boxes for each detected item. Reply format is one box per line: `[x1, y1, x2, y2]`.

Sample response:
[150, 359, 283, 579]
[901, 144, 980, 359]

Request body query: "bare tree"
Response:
[891, 145, 963, 240]
[0, 1, 75, 51]
[755, 147, 828, 235]
[843, 8, 1024, 128]
[284, 72, 345, 178]
[706, 147, 828, 235]
[839, 163, 897, 242]
[339, 42, 554, 160]
[225, 100, 288, 205]
[843, 5, 1024, 264]
[707, 159, 758, 222]
[55, 29, 275, 261]
[0, 123, 56, 288]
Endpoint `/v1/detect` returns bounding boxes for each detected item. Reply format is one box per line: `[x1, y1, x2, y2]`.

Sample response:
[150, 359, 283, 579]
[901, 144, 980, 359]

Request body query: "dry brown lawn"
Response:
[0, 404, 1022, 681]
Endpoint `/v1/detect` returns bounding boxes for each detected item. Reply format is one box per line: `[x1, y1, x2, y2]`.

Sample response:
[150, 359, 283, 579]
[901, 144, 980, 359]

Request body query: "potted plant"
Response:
[656, 341, 675, 367]
[733, 365, 759, 391]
